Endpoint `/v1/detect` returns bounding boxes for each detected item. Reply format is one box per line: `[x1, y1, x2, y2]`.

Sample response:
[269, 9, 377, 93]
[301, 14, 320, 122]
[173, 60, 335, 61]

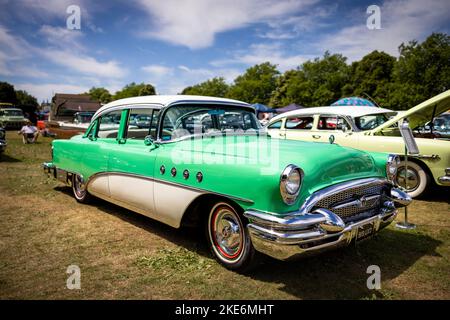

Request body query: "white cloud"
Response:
[141, 64, 174, 77]
[211, 43, 312, 71]
[15, 83, 90, 102]
[39, 25, 84, 51]
[317, 0, 450, 61]
[41, 50, 127, 78]
[135, 0, 317, 49]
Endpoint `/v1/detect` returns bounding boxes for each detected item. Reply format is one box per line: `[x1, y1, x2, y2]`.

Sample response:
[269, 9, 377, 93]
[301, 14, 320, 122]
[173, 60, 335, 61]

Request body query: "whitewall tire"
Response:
[72, 174, 91, 203]
[395, 161, 430, 198]
[206, 201, 257, 271]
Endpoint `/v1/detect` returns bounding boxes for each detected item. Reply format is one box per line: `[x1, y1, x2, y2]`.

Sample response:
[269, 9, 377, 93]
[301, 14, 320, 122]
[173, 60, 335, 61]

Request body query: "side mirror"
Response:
[144, 135, 154, 146]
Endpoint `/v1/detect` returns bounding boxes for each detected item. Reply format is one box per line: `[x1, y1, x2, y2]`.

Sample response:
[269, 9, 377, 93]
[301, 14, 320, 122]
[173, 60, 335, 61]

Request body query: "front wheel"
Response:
[72, 174, 91, 203]
[395, 161, 430, 198]
[206, 201, 257, 271]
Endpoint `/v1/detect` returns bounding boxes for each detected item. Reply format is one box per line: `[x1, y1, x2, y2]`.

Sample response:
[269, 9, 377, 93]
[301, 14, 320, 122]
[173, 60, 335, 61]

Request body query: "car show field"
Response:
[1, 131, 449, 300]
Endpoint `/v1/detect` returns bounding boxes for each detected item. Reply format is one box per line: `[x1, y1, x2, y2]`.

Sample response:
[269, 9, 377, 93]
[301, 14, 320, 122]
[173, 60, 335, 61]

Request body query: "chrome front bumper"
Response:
[244, 186, 411, 261]
[438, 168, 450, 186]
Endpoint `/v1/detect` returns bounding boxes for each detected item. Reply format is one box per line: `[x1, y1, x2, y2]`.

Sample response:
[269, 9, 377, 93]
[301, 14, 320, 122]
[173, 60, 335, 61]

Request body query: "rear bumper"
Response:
[244, 186, 411, 261]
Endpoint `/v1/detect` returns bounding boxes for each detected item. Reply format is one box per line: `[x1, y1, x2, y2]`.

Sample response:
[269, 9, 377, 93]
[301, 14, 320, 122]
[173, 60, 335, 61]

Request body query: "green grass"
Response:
[0, 131, 449, 299]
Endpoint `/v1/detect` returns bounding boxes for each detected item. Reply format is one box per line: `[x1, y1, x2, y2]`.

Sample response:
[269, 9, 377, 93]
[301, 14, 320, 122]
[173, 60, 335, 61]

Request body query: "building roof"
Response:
[271, 106, 397, 122]
[52, 93, 101, 113]
[93, 95, 249, 119]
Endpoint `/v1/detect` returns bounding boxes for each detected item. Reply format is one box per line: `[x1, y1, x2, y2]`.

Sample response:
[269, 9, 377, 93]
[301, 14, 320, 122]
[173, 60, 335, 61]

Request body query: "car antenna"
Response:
[362, 92, 382, 108]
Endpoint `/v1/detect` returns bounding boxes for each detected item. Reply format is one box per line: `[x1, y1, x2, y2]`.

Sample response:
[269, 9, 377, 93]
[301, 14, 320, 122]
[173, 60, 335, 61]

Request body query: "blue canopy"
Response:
[275, 103, 303, 113]
[331, 97, 375, 107]
[251, 103, 276, 113]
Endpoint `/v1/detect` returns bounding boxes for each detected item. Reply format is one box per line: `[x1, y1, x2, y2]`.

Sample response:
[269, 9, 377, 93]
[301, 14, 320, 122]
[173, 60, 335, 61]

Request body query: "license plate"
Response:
[356, 222, 374, 241]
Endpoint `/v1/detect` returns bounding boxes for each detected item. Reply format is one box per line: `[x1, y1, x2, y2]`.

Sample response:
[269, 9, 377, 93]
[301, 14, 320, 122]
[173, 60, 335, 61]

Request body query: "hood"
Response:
[371, 90, 450, 133]
[174, 134, 383, 192]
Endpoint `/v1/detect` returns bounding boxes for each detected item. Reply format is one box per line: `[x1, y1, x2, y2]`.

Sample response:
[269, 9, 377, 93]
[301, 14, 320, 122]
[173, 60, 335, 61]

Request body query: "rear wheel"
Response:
[206, 201, 257, 271]
[72, 174, 91, 203]
[395, 161, 430, 198]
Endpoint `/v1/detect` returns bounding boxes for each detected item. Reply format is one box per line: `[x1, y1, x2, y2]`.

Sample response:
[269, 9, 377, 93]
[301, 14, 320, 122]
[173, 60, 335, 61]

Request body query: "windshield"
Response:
[161, 105, 262, 141]
[354, 113, 390, 131]
[75, 113, 93, 123]
[1, 109, 24, 117]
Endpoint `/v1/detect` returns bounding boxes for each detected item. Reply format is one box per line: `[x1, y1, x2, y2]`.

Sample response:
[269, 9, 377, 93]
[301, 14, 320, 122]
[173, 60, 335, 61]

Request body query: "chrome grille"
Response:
[313, 181, 387, 222]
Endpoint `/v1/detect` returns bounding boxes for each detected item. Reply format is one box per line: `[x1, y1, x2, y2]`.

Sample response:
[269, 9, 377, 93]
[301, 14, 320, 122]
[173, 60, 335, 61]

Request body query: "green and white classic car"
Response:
[267, 90, 450, 198]
[43, 95, 411, 270]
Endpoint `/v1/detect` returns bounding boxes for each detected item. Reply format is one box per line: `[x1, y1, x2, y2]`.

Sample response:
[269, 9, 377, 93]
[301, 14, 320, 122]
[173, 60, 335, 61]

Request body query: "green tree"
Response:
[391, 32, 450, 109]
[181, 77, 229, 97]
[227, 62, 280, 105]
[350, 50, 396, 101]
[87, 87, 112, 103]
[270, 52, 350, 107]
[0, 81, 17, 104]
[15, 90, 38, 107]
[114, 82, 156, 100]
[138, 84, 156, 96]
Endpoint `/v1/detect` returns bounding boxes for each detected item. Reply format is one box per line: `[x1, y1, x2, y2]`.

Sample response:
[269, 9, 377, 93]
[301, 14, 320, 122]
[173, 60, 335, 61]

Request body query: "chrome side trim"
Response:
[85, 171, 254, 204]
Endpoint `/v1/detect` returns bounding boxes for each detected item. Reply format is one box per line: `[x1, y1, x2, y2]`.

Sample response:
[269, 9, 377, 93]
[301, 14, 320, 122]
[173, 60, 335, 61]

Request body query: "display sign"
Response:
[398, 119, 420, 155]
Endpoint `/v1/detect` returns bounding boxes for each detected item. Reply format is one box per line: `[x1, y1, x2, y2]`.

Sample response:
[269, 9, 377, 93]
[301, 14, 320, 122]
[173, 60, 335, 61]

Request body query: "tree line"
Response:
[182, 33, 449, 110]
[0, 33, 448, 112]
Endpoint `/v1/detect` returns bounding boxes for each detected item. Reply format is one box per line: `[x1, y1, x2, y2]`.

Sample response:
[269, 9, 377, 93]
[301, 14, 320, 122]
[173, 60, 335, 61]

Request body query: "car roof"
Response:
[93, 95, 250, 119]
[270, 106, 396, 123]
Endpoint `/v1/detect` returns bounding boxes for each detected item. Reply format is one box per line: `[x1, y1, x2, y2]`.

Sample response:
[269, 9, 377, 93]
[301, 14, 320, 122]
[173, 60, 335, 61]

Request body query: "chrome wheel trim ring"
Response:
[73, 175, 86, 199]
[208, 203, 245, 264]
[396, 167, 420, 192]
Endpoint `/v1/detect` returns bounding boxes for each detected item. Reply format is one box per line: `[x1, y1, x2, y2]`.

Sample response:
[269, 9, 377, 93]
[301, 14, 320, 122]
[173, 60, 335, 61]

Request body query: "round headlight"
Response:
[386, 154, 400, 183]
[280, 164, 303, 205]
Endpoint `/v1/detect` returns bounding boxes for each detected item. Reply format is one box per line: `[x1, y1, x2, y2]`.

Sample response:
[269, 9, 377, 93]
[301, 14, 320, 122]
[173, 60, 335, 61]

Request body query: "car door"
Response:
[81, 109, 124, 198]
[315, 114, 356, 146]
[266, 118, 286, 139]
[284, 115, 316, 142]
[107, 107, 160, 218]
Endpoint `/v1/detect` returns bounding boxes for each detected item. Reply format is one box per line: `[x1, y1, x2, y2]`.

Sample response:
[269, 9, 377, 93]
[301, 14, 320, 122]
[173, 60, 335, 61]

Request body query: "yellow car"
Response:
[267, 90, 450, 198]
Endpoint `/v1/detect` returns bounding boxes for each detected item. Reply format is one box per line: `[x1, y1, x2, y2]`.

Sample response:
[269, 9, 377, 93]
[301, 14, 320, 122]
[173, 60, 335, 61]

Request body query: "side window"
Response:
[127, 108, 160, 140]
[268, 120, 282, 129]
[98, 110, 122, 139]
[318, 116, 350, 130]
[286, 116, 313, 130]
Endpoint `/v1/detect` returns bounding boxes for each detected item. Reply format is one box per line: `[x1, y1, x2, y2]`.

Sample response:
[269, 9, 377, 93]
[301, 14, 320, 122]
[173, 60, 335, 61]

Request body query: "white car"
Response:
[267, 91, 450, 198]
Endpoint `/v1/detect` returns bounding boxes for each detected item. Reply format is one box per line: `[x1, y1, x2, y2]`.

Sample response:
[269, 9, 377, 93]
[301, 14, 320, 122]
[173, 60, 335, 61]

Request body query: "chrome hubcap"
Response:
[396, 167, 420, 191]
[212, 207, 243, 259]
[74, 175, 86, 198]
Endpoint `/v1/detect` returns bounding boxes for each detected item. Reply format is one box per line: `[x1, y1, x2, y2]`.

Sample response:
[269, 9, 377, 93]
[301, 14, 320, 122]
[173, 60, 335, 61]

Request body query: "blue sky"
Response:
[0, 0, 449, 102]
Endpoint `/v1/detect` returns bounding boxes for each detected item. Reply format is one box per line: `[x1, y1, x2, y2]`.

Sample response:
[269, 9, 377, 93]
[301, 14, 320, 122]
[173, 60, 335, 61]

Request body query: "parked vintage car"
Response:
[0, 107, 28, 129]
[43, 95, 411, 270]
[0, 127, 6, 154]
[414, 112, 450, 140]
[267, 91, 450, 198]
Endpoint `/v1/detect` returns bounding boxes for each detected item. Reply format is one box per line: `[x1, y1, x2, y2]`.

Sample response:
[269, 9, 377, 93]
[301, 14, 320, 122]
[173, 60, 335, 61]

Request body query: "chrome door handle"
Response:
[279, 133, 286, 137]
[312, 135, 321, 139]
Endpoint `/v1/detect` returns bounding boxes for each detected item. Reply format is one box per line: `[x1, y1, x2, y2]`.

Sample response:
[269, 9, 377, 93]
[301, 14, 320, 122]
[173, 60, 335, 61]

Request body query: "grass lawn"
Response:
[0, 131, 449, 299]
